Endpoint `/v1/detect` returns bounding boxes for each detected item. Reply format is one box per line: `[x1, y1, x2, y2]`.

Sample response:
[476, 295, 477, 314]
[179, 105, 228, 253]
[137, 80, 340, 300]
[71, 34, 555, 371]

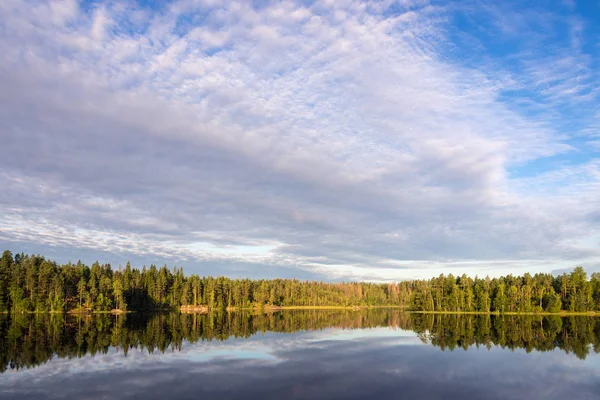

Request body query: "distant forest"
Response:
[1, 250, 600, 313]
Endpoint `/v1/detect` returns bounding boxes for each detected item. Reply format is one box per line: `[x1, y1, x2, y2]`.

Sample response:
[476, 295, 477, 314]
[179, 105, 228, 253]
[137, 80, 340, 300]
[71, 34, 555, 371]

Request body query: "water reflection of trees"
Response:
[410, 314, 600, 359]
[2, 311, 600, 372]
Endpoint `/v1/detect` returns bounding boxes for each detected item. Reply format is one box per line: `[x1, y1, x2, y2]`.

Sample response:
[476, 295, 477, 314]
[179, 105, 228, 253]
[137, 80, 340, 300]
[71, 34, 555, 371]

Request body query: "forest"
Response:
[2, 250, 600, 313]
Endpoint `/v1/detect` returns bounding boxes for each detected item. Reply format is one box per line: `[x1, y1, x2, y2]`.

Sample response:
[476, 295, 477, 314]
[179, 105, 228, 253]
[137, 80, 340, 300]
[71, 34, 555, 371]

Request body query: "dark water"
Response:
[1, 310, 600, 399]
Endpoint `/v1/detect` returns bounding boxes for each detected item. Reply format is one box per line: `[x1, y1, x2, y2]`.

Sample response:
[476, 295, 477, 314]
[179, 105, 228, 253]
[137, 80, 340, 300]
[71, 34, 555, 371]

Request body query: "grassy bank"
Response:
[2, 309, 136, 315]
[6, 307, 598, 316]
[219, 305, 406, 311]
[408, 310, 599, 316]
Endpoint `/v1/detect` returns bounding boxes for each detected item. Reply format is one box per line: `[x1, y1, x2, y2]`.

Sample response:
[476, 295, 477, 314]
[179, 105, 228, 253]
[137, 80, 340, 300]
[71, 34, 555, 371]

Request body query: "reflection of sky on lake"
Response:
[2, 326, 600, 400]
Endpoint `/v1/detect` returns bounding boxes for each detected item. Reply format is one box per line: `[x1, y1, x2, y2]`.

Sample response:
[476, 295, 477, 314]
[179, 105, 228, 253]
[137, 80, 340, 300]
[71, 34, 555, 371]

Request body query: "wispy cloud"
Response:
[1, 0, 599, 280]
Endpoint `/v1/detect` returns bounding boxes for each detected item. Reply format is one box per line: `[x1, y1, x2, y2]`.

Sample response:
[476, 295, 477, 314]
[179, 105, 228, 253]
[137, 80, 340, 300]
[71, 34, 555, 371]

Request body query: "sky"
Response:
[1, 0, 600, 282]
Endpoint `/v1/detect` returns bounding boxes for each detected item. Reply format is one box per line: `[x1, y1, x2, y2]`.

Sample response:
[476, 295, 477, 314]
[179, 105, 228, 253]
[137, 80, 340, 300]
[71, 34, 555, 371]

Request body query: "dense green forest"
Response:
[2, 310, 600, 372]
[0, 250, 403, 312]
[408, 265, 600, 313]
[2, 250, 600, 313]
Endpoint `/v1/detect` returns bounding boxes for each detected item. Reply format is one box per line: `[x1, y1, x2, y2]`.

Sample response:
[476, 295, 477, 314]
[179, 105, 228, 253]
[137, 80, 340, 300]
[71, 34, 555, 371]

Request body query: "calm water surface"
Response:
[1, 310, 600, 399]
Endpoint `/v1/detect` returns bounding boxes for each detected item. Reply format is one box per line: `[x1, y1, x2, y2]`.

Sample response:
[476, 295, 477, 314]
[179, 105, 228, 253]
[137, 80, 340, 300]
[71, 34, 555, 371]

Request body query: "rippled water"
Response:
[1, 310, 599, 399]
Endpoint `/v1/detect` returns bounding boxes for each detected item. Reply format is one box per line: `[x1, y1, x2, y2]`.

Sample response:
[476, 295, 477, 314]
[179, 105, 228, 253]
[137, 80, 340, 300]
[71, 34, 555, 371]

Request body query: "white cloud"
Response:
[91, 6, 111, 41]
[0, 0, 599, 280]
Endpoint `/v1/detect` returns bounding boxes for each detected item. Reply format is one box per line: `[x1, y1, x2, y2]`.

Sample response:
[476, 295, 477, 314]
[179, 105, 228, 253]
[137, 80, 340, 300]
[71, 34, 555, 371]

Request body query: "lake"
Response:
[1, 310, 599, 399]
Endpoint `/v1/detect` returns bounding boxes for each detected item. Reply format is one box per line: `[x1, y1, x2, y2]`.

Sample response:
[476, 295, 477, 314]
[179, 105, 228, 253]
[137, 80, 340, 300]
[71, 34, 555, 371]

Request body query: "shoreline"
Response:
[235, 305, 405, 311]
[2, 307, 599, 316]
[181, 305, 406, 313]
[408, 310, 599, 316]
[2, 310, 135, 315]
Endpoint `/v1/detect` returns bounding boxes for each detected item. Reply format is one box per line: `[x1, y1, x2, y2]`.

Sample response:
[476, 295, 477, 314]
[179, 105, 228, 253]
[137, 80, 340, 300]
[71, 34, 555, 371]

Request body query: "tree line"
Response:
[408, 266, 600, 313]
[0, 250, 406, 313]
[2, 250, 600, 313]
[2, 310, 600, 372]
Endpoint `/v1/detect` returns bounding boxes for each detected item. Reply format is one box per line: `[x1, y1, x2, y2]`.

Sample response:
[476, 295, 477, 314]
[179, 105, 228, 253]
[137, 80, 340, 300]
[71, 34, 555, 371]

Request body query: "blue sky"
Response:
[1, 0, 599, 281]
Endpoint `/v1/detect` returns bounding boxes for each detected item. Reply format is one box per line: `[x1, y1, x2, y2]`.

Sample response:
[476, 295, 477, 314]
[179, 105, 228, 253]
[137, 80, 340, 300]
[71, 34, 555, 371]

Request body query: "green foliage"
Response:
[0, 251, 413, 313]
[544, 292, 562, 313]
[0, 250, 13, 312]
[408, 267, 600, 313]
[1, 250, 599, 315]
